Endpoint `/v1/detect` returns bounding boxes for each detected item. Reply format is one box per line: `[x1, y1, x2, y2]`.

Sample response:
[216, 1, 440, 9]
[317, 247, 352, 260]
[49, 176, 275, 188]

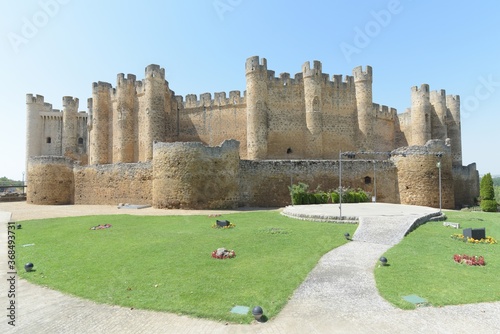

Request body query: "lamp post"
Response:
[372, 160, 377, 203]
[436, 153, 443, 213]
[339, 150, 342, 218]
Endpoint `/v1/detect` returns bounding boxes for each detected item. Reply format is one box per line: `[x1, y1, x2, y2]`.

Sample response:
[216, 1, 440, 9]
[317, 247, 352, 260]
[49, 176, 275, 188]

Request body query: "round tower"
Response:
[410, 84, 431, 146]
[140, 64, 168, 161]
[114, 73, 136, 163]
[90, 82, 112, 164]
[430, 90, 448, 140]
[302, 60, 323, 158]
[446, 94, 462, 166]
[62, 96, 79, 159]
[245, 56, 268, 160]
[27, 156, 74, 205]
[152, 140, 240, 209]
[392, 140, 454, 209]
[353, 66, 373, 151]
[25, 94, 45, 170]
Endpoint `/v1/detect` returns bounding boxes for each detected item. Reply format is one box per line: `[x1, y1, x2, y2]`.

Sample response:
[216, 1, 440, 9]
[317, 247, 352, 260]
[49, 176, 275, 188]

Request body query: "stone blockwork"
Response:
[27, 156, 74, 205]
[24, 56, 479, 209]
[392, 140, 455, 209]
[152, 140, 240, 209]
[240, 159, 398, 207]
[73, 162, 152, 205]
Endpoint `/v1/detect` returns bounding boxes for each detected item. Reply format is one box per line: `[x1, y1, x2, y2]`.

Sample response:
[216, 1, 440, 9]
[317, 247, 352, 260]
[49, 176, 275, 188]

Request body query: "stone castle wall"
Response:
[73, 162, 152, 205]
[453, 163, 480, 207]
[27, 156, 74, 205]
[152, 140, 240, 209]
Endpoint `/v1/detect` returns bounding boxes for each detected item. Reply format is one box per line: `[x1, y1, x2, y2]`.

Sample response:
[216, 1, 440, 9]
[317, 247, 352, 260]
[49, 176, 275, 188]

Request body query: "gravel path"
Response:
[1, 202, 499, 333]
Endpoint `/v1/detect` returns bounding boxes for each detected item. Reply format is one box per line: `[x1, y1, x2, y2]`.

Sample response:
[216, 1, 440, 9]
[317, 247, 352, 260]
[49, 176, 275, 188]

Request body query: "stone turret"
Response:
[245, 56, 268, 160]
[25, 94, 46, 164]
[410, 84, 431, 146]
[353, 66, 373, 151]
[430, 90, 448, 140]
[90, 82, 112, 164]
[139, 64, 169, 161]
[62, 96, 79, 159]
[446, 94, 462, 166]
[302, 60, 323, 158]
[114, 73, 136, 162]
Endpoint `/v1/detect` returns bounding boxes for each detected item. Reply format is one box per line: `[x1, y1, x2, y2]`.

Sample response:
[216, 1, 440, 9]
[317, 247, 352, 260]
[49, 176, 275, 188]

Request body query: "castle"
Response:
[25, 56, 479, 209]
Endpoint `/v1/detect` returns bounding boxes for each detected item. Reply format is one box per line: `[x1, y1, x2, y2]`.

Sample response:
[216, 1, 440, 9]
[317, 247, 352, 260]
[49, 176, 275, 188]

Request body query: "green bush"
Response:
[289, 182, 309, 205]
[481, 199, 498, 212]
[330, 192, 340, 203]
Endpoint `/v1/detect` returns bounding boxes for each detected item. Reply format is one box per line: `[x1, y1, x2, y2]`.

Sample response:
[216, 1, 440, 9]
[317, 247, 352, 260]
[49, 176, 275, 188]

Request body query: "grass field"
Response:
[375, 210, 500, 309]
[16, 211, 356, 323]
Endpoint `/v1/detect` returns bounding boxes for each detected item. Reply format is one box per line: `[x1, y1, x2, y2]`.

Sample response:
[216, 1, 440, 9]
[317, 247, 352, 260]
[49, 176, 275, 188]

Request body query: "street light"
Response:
[436, 153, 443, 213]
[372, 160, 377, 203]
[339, 150, 342, 218]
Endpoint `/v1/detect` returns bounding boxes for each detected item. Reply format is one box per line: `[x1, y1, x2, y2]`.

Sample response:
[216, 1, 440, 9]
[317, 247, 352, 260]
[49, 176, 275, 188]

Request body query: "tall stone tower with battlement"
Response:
[25, 55, 479, 209]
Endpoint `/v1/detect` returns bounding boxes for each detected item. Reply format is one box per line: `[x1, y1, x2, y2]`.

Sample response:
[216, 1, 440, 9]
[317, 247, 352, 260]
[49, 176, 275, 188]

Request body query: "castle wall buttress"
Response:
[113, 74, 137, 163]
[90, 82, 112, 164]
[62, 96, 79, 160]
[446, 95, 462, 166]
[353, 66, 374, 151]
[410, 84, 431, 146]
[245, 56, 268, 159]
[303, 61, 323, 158]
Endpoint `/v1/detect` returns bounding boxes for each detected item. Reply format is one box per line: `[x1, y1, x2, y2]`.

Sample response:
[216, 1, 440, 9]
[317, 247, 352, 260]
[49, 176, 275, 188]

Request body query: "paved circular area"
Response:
[1, 202, 499, 333]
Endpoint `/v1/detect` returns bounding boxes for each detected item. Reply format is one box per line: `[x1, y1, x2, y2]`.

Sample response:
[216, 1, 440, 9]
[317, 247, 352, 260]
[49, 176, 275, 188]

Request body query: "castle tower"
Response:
[245, 56, 268, 160]
[139, 65, 168, 161]
[410, 84, 431, 146]
[25, 94, 45, 166]
[114, 74, 137, 163]
[89, 82, 112, 164]
[430, 90, 448, 140]
[62, 96, 79, 159]
[446, 95, 462, 166]
[353, 66, 373, 151]
[27, 156, 74, 205]
[302, 61, 323, 158]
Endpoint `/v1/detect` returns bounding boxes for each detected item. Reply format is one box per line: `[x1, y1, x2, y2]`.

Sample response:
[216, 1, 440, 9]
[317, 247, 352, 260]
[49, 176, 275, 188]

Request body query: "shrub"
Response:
[330, 191, 340, 203]
[481, 200, 498, 213]
[289, 182, 309, 205]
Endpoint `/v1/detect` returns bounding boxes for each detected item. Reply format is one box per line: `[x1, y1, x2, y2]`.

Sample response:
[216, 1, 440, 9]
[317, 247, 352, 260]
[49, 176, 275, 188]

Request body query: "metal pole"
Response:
[373, 160, 376, 203]
[339, 150, 342, 218]
[438, 160, 442, 213]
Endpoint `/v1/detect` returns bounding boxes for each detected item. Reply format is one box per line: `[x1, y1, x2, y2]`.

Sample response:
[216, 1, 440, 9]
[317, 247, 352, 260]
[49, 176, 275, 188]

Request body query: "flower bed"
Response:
[211, 221, 236, 229]
[212, 248, 236, 259]
[453, 254, 485, 266]
[451, 234, 497, 244]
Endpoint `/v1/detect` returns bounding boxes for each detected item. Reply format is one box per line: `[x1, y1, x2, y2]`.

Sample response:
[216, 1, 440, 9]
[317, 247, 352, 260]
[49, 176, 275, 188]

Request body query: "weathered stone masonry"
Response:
[25, 56, 479, 209]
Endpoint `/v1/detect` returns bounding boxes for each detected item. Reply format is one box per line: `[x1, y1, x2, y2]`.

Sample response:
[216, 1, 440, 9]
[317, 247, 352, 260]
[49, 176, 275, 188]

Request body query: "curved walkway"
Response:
[1, 202, 499, 333]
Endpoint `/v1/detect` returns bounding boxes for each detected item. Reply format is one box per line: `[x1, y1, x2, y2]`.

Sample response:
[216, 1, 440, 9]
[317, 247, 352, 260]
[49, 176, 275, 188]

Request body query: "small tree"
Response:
[480, 173, 497, 212]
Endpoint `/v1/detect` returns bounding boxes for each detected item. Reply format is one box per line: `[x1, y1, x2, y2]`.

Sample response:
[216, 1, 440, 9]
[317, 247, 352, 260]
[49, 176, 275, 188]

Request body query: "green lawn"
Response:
[375, 210, 500, 309]
[15, 211, 356, 323]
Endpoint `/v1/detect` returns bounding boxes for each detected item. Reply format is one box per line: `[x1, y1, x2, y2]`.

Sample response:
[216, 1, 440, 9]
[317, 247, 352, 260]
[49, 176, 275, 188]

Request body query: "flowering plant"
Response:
[212, 248, 236, 259]
[453, 254, 485, 266]
[451, 234, 497, 244]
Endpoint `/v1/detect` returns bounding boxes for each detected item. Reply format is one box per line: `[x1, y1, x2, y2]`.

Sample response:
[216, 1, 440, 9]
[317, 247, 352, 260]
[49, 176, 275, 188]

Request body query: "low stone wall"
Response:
[453, 163, 479, 208]
[74, 162, 152, 205]
[152, 140, 240, 209]
[239, 159, 398, 207]
[27, 156, 74, 205]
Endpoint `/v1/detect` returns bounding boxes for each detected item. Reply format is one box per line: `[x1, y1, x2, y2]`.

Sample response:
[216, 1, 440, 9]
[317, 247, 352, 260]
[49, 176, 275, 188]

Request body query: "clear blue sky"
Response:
[1, 0, 499, 180]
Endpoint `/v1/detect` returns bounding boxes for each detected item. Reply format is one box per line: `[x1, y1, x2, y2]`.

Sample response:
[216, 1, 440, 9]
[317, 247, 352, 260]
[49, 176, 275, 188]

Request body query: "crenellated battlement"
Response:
[145, 64, 165, 80]
[245, 56, 267, 74]
[430, 89, 446, 103]
[26, 94, 45, 104]
[178, 90, 246, 109]
[352, 65, 373, 82]
[446, 94, 460, 105]
[374, 103, 396, 120]
[62, 96, 79, 110]
[302, 60, 322, 78]
[411, 84, 430, 94]
[117, 73, 137, 87]
[92, 81, 113, 94]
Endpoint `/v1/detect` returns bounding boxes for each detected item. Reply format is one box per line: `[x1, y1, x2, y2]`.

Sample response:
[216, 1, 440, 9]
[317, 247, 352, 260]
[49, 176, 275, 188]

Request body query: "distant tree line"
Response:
[0, 177, 23, 192]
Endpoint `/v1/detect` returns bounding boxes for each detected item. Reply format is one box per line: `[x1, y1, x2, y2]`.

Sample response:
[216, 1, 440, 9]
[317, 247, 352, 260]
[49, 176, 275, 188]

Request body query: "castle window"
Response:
[364, 176, 372, 185]
[78, 137, 84, 145]
[286, 148, 293, 154]
[46, 137, 51, 144]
